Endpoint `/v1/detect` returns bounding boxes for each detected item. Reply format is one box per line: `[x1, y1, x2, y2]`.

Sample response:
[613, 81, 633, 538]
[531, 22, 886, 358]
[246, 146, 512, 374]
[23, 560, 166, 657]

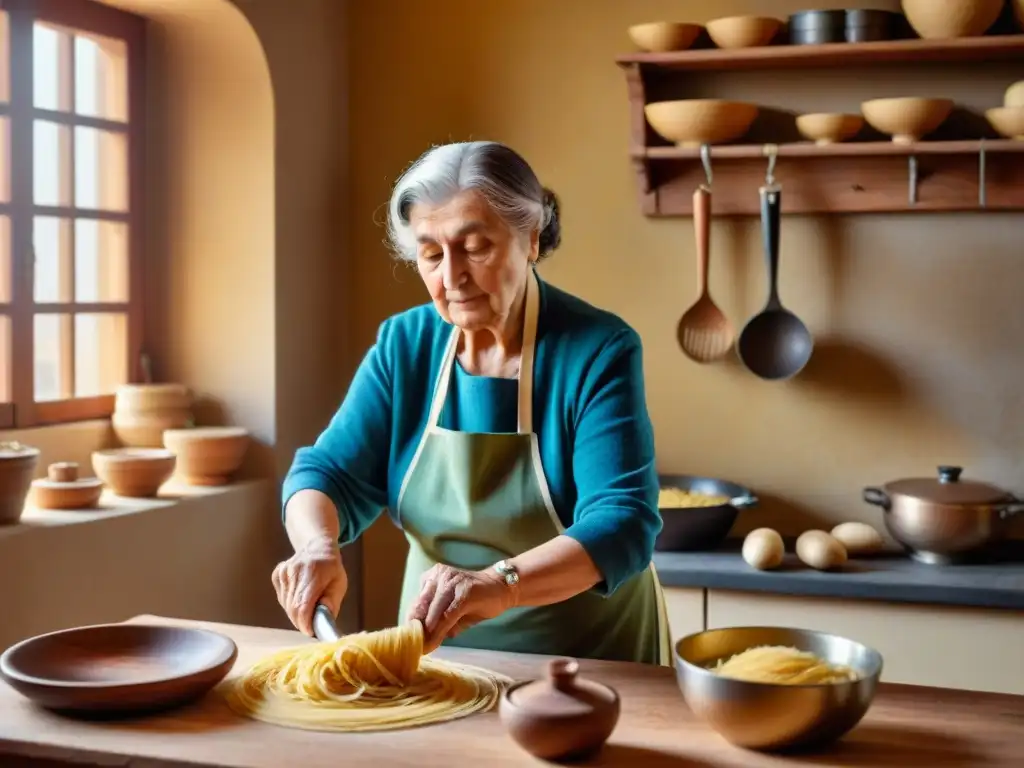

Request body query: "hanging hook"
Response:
[978, 138, 987, 209]
[908, 155, 919, 205]
[763, 144, 779, 187]
[699, 143, 713, 189]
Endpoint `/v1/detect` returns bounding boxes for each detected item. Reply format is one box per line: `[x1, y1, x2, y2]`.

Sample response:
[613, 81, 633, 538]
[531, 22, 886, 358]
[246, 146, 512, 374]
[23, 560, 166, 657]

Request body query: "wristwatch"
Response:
[493, 559, 520, 587]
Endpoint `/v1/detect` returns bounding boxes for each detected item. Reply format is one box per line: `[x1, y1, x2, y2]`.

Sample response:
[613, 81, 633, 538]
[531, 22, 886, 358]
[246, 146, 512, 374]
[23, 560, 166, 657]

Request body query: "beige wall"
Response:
[348, 0, 1024, 628]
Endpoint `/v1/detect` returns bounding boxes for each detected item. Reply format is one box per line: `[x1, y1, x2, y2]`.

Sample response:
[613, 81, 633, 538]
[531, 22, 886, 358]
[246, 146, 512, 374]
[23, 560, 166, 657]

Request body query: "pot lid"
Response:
[0, 441, 40, 460]
[884, 465, 1012, 505]
[507, 658, 617, 719]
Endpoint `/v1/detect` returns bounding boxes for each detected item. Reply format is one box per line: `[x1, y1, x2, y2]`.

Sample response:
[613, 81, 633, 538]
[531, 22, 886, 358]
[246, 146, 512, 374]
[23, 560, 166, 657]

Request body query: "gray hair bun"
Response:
[539, 187, 561, 259]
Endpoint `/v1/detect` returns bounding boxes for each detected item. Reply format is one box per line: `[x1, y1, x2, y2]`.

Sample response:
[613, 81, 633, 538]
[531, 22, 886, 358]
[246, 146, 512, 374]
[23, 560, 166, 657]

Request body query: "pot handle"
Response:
[863, 487, 891, 510]
[733, 494, 759, 509]
[999, 499, 1024, 521]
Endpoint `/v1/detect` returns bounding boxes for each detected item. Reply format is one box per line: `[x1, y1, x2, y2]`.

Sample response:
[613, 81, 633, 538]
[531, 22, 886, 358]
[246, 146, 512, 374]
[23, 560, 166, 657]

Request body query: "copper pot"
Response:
[863, 465, 1024, 565]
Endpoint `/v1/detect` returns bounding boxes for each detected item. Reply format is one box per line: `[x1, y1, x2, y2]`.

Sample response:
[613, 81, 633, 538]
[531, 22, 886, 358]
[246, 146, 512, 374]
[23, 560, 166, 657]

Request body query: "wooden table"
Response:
[1, 616, 1021, 767]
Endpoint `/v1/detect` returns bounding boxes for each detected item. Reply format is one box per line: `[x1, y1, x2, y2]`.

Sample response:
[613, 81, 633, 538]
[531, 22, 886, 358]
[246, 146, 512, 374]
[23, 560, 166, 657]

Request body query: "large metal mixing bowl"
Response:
[674, 626, 883, 751]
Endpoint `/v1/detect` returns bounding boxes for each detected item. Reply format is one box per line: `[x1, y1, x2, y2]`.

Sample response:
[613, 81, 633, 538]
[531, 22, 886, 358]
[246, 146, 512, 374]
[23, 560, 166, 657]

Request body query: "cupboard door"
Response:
[706, 590, 1023, 695]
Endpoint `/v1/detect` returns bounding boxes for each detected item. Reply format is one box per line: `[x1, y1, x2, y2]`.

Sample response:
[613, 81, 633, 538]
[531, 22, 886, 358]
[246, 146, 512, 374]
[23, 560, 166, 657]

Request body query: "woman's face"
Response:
[409, 190, 538, 333]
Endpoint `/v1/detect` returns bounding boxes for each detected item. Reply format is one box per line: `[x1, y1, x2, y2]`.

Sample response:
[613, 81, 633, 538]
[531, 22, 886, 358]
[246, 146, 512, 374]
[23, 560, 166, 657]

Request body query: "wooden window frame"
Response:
[1, 0, 145, 429]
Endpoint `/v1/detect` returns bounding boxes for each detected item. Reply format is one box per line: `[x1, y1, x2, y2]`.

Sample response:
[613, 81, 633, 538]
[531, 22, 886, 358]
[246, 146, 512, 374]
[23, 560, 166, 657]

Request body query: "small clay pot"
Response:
[30, 462, 103, 510]
[163, 427, 249, 486]
[0, 442, 40, 525]
[92, 448, 175, 498]
[499, 658, 620, 761]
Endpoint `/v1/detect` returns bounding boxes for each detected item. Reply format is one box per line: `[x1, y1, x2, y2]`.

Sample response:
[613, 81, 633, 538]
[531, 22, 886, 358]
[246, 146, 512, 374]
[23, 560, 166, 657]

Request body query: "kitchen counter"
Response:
[654, 539, 1024, 610]
[1, 616, 1023, 767]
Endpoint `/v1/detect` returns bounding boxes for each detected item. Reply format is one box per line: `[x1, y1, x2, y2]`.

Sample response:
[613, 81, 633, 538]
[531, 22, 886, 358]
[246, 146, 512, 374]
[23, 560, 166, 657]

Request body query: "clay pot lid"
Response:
[31, 462, 103, 489]
[883, 465, 1012, 506]
[0, 441, 40, 460]
[506, 658, 618, 718]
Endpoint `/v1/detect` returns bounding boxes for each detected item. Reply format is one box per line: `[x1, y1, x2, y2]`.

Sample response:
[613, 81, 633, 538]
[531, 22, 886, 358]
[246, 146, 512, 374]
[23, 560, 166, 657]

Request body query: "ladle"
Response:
[736, 182, 813, 380]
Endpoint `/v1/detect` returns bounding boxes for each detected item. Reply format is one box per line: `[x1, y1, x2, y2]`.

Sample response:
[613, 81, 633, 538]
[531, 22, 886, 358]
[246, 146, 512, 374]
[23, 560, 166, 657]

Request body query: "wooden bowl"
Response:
[163, 427, 250, 486]
[986, 107, 1024, 140]
[30, 462, 103, 510]
[861, 97, 954, 144]
[114, 383, 192, 413]
[92, 448, 175, 498]
[1005, 80, 1024, 108]
[0, 442, 40, 525]
[628, 21, 702, 52]
[706, 16, 781, 49]
[796, 113, 864, 145]
[900, 0, 1002, 39]
[0, 622, 237, 715]
[645, 100, 759, 148]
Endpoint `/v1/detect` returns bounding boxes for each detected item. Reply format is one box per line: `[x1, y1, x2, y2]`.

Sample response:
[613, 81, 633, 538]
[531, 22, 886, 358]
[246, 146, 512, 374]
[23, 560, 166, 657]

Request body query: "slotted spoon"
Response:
[677, 186, 735, 363]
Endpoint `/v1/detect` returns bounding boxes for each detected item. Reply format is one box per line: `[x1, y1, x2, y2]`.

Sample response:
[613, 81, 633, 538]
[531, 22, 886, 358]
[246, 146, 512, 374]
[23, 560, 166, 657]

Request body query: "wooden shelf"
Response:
[616, 34, 1024, 72]
[619, 33, 1024, 216]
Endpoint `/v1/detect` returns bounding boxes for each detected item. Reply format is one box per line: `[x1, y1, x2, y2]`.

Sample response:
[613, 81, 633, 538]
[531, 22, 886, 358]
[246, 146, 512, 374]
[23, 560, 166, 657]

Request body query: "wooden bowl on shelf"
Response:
[900, 0, 1002, 39]
[628, 22, 702, 53]
[986, 107, 1024, 140]
[706, 16, 781, 49]
[30, 462, 103, 510]
[163, 427, 250, 486]
[113, 383, 193, 448]
[861, 97, 954, 144]
[796, 113, 864, 145]
[1005, 80, 1024, 109]
[644, 100, 759, 148]
[92, 448, 175, 498]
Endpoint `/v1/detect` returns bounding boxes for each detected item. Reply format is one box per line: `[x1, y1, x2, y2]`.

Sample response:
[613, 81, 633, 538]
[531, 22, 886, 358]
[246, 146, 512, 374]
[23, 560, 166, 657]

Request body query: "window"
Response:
[0, 0, 144, 428]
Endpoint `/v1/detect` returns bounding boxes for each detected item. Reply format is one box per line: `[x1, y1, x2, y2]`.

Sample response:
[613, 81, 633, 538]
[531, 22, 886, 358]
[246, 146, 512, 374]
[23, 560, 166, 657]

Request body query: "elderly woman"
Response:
[272, 141, 669, 665]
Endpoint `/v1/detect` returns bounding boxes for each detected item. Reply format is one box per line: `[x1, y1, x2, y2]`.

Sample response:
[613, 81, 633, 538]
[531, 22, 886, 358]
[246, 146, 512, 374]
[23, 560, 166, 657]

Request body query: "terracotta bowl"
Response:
[112, 411, 192, 448]
[861, 97, 954, 144]
[0, 442, 40, 525]
[900, 0, 1002, 39]
[706, 15, 781, 49]
[986, 107, 1024, 140]
[1004, 80, 1024, 108]
[796, 113, 864, 145]
[30, 462, 103, 510]
[114, 383, 193, 414]
[645, 100, 759, 147]
[0, 622, 237, 715]
[628, 21, 702, 52]
[92, 448, 175, 498]
[163, 427, 250, 486]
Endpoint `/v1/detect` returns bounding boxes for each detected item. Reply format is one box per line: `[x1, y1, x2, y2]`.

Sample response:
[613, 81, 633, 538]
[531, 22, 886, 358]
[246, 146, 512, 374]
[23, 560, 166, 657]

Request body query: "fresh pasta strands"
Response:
[224, 620, 512, 732]
[711, 645, 858, 685]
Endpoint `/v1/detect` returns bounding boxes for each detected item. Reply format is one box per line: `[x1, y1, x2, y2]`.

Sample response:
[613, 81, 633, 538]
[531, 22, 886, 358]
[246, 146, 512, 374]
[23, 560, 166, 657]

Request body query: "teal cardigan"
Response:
[282, 276, 661, 596]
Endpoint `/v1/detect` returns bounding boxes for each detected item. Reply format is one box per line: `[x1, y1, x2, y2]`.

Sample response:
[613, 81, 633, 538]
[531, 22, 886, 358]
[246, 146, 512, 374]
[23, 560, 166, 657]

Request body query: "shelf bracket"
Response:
[908, 155, 919, 205]
[978, 139, 987, 209]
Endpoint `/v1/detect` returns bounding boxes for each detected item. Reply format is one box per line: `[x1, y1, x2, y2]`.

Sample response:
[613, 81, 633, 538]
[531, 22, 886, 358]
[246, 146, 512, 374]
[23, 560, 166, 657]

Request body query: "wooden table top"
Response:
[0, 615, 1021, 768]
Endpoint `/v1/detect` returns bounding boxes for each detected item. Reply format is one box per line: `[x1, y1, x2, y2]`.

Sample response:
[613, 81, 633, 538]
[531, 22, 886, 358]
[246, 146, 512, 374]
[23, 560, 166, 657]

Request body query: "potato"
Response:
[796, 530, 847, 571]
[831, 522, 884, 556]
[742, 528, 785, 571]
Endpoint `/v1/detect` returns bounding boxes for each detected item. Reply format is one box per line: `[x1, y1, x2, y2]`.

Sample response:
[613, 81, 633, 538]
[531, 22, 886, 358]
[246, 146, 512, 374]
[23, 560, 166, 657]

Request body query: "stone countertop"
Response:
[653, 540, 1024, 611]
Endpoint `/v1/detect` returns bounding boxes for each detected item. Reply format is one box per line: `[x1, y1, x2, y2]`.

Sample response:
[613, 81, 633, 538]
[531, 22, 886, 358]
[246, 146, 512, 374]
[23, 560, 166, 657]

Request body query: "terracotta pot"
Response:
[30, 462, 103, 510]
[163, 427, 249, 486]
[900, 0, 1003, 39]
[0, 443, 40, 525]
[92, 449, 175, 498]
[499, 658, 620, 761]
[112, 411, 191, 448]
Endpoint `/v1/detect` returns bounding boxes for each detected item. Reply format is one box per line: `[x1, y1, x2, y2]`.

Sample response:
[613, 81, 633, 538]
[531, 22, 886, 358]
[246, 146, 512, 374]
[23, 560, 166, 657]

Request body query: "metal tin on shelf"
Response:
[788, 10, 845, 45]
[846, 9, 903, 42]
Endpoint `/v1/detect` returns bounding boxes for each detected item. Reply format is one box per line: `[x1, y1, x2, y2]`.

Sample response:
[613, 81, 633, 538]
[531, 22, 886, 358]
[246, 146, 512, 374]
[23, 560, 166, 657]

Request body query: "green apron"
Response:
[395, 272, 672, 665]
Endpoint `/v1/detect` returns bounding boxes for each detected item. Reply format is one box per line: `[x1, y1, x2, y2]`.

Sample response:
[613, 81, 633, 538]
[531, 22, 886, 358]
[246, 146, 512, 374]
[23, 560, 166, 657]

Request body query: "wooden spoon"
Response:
[677, 186, 735, 363]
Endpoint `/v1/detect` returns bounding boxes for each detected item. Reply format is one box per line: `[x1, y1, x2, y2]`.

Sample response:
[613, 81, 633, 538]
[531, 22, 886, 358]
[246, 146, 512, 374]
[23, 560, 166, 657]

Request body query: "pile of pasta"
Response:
[712, 645, 858, 685]
[224, 620, 511, 732]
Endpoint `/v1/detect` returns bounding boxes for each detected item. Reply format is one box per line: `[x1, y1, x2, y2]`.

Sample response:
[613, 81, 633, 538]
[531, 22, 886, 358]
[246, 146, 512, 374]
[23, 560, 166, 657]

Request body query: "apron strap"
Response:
[425, 270, 540, 434]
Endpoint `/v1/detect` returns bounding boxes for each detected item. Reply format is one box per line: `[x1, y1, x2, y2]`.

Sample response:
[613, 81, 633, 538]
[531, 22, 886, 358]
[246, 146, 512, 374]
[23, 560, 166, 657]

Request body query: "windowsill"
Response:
[0, 478, 272, 541]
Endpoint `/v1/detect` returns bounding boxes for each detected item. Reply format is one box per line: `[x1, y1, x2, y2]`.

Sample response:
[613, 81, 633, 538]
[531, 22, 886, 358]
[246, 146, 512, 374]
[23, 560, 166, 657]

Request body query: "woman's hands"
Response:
[272, 535, 349, 636]
[406, 564, 517, 652]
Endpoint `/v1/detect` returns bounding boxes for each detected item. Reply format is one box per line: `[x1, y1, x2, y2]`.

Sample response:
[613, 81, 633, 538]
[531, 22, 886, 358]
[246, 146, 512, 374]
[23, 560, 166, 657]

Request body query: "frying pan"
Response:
[0, 622, 237, 716]
[736, 184, 814, 380]
[656, 474, 759, 552]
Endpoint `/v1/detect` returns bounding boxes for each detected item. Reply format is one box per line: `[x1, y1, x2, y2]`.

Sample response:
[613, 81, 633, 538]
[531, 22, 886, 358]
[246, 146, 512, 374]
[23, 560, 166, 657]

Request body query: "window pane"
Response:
[34, 23, 71, 112]
[75, 33, 128, 122]
[74, 312, 126, 397]
[34, 120, 72, 206]
[34, 313, 71, 402]
[33, 217, 72, 303]
[0, 314, 9, 402]
[0, 13, 9, 104]
[0, 216, 9, 304]
[75, 219, 128, 302]
[74, 126, 128, 211]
